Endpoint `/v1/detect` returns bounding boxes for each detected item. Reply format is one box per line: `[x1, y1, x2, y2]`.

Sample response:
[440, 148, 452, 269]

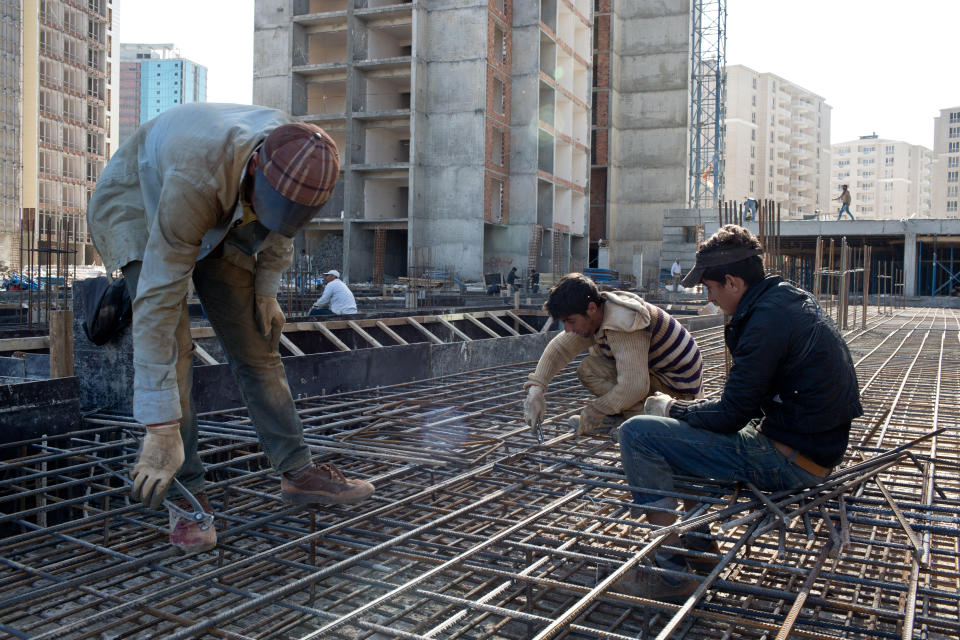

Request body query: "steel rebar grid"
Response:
[1, 309, 959, 639]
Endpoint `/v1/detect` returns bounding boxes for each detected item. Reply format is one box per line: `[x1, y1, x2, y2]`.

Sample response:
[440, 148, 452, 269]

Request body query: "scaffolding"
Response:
[2, 310, 959, 638]
[688, 0, 727, 210]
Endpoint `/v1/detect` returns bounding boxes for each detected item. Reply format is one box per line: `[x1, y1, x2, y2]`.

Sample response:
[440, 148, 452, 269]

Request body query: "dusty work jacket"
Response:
[526, 291, 703, 416]
[86, 103, 295, 425]
[670, 276, 862, 468]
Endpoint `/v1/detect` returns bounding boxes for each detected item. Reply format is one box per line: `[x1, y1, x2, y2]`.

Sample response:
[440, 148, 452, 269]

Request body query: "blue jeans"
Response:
[123, 257, 312, 497]
[837, 204, 853, 220]
[617, 415, 824, 505]
[308, 307, 334, 316]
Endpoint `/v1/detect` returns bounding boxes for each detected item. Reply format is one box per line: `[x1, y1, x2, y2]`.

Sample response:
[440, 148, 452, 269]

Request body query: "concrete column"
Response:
[903, 232, 917, 297]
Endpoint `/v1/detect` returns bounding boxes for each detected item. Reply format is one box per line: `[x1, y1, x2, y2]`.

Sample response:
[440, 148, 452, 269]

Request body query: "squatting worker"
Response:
[522, 273, 703, 437]
[615, 225, 862, 600]
[87, 103, 375, 554]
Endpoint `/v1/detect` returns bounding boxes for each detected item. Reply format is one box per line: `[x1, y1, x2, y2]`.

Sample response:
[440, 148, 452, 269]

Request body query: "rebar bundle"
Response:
[1, 308, 959, 639]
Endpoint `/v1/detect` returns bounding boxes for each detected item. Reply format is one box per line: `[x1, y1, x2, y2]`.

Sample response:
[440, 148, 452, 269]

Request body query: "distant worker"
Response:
[506, 266, 519, 293]
[743, 195, 757, 221]
[522, 273, 703, 437]
[834, 184, 854, 220]
[295, 248, 311, 289]
[670, 258, 682, 290]
[86, 103, 374, 554]
[616, 225, 862, 600]
[310, 269, 358, 315]
[529, 267, 540, 294]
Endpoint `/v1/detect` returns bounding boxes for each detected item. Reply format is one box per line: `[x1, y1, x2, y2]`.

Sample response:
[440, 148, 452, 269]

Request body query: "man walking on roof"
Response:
[834, 184, 854, 220]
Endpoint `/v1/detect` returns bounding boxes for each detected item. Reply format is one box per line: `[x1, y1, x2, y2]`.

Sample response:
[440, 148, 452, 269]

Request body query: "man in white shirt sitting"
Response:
[310, 269, 358, 315]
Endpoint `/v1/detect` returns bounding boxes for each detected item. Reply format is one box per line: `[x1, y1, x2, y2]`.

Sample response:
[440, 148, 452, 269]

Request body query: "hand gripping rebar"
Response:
[119, 429, 214, 531]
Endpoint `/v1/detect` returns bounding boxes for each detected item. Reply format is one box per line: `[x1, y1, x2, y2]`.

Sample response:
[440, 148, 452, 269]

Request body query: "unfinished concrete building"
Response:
[20, 0, 118, 268]
[253, 0, 592, 283]
[599, 1, 696, 286]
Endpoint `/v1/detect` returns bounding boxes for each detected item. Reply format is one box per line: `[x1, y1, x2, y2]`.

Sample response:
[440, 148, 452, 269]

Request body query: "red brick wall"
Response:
[484, 174, 510, 224]
[485, 7, 512, 224]
[590, 168, 607, 241]
[590, 0, 612, 246]
[594, 14, 610, 51]
[488, 0, 511, 23]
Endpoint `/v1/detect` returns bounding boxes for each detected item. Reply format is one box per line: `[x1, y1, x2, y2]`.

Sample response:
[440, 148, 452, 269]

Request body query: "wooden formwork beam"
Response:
[406, 316, 444, 345]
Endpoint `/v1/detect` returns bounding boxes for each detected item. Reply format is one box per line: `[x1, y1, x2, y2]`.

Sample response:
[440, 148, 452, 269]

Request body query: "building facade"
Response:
[831, 135, 932, 220]
[118, 43, 207, 146]
[932, 106, 960, 217]
[253, 0, 591, 283]
[17, 0, 118, 268]
[724, 65, 831, 219]
[588, 0, 610, 267]
[0, 0, 21, 266]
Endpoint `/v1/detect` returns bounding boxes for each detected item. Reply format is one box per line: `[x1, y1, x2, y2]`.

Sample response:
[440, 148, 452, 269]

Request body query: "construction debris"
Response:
[1, 308, 959, 638]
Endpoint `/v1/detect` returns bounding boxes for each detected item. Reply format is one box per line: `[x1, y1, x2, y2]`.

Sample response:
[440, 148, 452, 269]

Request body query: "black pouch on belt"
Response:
[78, 275, 132, 345]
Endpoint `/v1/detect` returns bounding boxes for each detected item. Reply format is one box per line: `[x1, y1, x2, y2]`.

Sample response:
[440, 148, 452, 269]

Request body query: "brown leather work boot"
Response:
[168, 493, 217, 555]
[680, 528, 722, 574]
[614, 561, 700, 603]
[281, 462, 375, 505]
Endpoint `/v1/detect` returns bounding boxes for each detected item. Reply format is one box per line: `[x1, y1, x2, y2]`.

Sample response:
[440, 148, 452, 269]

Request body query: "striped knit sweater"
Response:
[526, 291, 703, 416]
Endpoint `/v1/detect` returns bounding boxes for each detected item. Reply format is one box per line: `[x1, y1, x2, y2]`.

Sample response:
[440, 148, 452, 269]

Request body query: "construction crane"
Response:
[688, 0, 727, 210]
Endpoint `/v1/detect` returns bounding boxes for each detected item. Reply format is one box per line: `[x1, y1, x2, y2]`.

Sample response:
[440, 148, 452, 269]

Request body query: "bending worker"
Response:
[522, 273, 703, 436]
[87, 103, 375, 554]
[616, 224, 862, 600]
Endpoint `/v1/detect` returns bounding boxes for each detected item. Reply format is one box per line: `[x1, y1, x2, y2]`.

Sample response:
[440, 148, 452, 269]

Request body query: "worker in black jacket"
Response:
[616, 224, 862, 600]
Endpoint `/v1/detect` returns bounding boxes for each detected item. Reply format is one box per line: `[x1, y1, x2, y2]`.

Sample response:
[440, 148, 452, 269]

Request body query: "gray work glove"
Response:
[643, 392, 675, 417]
[254, 294, 285, 338]
[130, 422, 185, 510]
[523, 385, 546, 429]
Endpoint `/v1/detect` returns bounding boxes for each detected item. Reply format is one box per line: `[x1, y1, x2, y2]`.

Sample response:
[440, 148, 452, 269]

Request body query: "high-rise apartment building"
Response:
[5, 0, 118, 268]
[831, 135, 932, 220]
[253, 0, 591, 282]
[724, 65, 831, 218]
[118, 43, 207, 146]
[932, 106, 960, 217]
[0, 1, 21, 266]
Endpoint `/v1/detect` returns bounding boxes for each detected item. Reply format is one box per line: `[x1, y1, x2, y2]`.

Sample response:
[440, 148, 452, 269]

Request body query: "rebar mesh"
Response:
[2, 308, 959, 639]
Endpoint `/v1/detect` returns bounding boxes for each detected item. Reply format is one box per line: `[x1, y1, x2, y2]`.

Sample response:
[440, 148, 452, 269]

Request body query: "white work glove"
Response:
[643, 392, 675, 417]
[254, 294, 285, 338]
[576, 405, 606, 436]
[523, 385, 546, 428]
[130, 422, 185, 510]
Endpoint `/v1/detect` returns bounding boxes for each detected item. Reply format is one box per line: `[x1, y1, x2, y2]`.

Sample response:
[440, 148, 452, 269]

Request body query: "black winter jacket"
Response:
[670, 276, 862, 467]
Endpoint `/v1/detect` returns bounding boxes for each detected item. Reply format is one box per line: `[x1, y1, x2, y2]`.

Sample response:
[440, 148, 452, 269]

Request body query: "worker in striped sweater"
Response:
[522, 273, 703, 437]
